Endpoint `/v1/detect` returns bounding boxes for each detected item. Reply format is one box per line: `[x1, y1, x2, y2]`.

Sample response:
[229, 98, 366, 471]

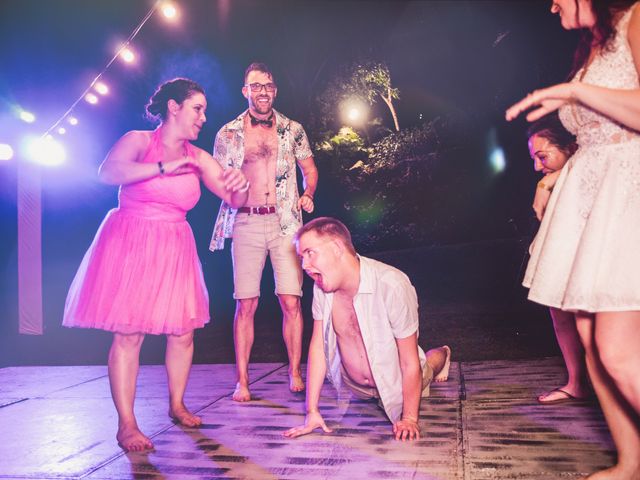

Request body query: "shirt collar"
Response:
[356, 255, 374, 295]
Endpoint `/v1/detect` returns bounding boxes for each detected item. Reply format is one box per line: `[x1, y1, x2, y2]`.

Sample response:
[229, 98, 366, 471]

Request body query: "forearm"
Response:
[305, 341, 327, 413]
[301, 162, 318, 199]
[400, 364, 422, 421]
[98, 160, 164, 185]
[199, 157, 248, 208]
[574, 83, 640, 132]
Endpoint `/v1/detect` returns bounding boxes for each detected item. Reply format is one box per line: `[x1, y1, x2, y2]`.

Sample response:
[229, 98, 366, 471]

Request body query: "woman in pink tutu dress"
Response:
[63, 78, 249, 452]
[507, 1, 640, 477]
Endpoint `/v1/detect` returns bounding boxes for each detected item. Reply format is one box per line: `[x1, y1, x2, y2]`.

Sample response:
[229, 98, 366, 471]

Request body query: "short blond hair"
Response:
[295, 217, 356, 255]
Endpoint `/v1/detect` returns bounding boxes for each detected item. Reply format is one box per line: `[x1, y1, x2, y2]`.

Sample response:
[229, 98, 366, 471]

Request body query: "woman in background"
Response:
[526, 113, 591, 405]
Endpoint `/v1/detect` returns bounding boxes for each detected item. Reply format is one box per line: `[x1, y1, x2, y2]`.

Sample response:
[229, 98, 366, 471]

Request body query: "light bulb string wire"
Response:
[41, 0, 162, 138]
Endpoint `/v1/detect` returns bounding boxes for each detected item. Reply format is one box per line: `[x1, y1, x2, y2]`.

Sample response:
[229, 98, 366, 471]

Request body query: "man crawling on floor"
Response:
[284, 217, 451, 441]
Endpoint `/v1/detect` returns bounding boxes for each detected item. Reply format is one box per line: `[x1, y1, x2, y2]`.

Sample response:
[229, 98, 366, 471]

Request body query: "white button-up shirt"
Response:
[311, 255, 427, 423]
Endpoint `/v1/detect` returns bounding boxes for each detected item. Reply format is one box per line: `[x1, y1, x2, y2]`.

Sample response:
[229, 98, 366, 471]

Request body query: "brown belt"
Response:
[237, 206, 276, 215]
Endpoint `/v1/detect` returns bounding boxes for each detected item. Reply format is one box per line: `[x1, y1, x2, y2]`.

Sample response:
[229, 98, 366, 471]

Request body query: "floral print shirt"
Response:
[209, 109, 313, 251]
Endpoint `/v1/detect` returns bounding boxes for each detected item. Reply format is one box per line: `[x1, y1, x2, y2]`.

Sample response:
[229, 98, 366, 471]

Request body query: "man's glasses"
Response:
[246, 82, 277, 93]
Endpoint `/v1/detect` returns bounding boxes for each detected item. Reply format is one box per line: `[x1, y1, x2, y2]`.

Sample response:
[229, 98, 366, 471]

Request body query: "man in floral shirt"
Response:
[210, 62, 318, 402]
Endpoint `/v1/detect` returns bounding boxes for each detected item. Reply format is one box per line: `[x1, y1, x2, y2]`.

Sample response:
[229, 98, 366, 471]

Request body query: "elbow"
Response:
[97, 166, 120, 185]
[98, 167, 115, 185]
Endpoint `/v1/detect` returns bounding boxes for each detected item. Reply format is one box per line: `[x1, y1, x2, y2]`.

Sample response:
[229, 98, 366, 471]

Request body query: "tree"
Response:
[352, 62, 401, 132]
[313, 60, 401, 137]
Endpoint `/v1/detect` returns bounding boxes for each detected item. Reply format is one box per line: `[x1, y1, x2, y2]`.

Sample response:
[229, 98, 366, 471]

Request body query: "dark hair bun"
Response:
[145, 78, 205, 123]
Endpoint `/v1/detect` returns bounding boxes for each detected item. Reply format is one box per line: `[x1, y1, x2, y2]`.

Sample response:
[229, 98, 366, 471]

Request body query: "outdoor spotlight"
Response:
[341, 98, 369, 127]
[0, 143, 14, 161]
[24, 135, 66, 166]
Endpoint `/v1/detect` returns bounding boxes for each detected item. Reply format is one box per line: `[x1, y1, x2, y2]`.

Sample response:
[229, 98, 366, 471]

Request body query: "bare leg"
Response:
[233, 297, 259, 402]
[538, 308, 591, 403]
[278, 294, 304, 392]
[166, 330, 201, 427]
[596, 311, 640, 415]
[108, 332, 153, 452]
[426, 345, 451, 382]
[576, 313, 640, 479]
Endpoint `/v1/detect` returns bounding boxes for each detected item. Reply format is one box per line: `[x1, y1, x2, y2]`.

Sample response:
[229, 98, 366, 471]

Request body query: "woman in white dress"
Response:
[506, 1, 640, 478]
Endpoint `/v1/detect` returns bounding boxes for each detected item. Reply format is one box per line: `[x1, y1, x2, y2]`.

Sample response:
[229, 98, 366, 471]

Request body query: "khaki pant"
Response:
[231, 212, 302, 299]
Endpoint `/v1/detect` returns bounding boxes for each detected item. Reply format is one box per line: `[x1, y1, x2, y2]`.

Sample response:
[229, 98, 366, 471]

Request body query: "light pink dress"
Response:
[63, 129, 209, 335]
[524, 5, 640, 312]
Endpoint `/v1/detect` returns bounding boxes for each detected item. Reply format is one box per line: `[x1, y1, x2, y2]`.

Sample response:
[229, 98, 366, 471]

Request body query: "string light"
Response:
[162, 2, 177, 19]
[35, 0, 177, 140]
[119, 47, 136, 63]
[94, 81, 109, 95]
[57, 127, 67, 135]
[84, 93, 99, 104]
[20, 111, 36, 123]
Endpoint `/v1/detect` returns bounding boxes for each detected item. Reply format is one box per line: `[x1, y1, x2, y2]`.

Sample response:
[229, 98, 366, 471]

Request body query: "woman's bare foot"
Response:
[169, 404, 202, 427]
[289, 372, 305, 393]
[116, 423, 153, 452]
[537, 385, 591, 404]
[232, 382, 251, 402]
[434, 345, 451, 382]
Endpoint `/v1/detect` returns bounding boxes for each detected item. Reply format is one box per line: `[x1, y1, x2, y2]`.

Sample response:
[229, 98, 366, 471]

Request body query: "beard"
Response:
[250, 95, 273, 115]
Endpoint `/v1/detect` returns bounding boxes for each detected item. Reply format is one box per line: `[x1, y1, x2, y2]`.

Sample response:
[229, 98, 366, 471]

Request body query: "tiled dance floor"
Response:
[0, 358, 613, 479]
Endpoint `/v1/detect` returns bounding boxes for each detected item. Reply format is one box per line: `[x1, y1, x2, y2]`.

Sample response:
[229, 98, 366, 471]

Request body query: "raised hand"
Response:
[506, 83, 577, 122]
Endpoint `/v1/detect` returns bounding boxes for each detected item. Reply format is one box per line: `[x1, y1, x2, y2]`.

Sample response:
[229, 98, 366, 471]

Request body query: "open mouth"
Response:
[307, 271, 322, 284]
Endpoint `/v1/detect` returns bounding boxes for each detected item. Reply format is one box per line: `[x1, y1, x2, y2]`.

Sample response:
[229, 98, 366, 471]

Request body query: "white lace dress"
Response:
[524, 4, 640, 312]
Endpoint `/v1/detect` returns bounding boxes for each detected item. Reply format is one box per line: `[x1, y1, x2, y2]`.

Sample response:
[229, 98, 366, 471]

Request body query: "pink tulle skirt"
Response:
[63, 208, 210, 335]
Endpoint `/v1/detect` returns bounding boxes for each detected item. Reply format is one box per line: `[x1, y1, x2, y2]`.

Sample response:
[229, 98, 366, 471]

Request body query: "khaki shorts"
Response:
[341, 361, 434, 400]
[231, 212, 302, 299]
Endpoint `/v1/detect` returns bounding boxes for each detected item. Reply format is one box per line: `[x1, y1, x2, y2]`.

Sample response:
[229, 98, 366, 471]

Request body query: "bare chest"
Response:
[332, 298, 366, 344]
[243, 130, 278, 167]
[331, 297, 375, 386]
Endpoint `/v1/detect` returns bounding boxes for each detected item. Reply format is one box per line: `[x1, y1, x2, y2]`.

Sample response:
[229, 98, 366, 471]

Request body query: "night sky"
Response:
[0, 0, 581, 361]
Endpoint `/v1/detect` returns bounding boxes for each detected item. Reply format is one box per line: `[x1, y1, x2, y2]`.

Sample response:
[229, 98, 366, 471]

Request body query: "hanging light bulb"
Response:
[19, 110, 36, 123]
[94, 81, 109, 95]
[120, 47, 135, 63]
[84, 93, 99, 104]
[161, 2, 178, 19]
